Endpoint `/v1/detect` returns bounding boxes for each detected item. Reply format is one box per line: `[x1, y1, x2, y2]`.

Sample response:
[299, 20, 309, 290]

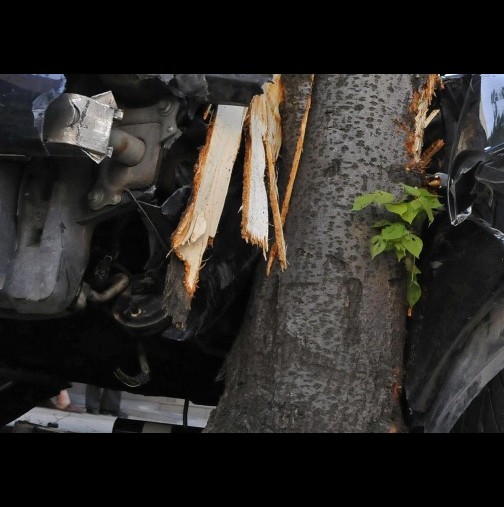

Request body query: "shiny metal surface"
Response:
[44, 91, 122, 163]
[88, 97, 181, 210]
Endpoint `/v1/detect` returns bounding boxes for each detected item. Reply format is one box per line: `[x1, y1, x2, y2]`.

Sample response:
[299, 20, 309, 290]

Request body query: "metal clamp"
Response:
[44, 91, 123, 163]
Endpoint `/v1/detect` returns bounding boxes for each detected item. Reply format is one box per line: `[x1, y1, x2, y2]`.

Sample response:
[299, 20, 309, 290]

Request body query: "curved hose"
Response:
[88, 273, 129, 303]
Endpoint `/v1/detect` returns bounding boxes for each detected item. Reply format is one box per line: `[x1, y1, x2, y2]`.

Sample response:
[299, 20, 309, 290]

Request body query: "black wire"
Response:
[125, 189, 170, 251]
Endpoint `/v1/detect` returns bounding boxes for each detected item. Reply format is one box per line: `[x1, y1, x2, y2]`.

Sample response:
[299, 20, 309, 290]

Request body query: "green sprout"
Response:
[352, 184, 444, 311]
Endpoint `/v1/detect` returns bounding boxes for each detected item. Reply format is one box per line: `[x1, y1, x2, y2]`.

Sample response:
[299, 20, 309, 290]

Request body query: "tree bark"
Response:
[205, 74, 422, 433]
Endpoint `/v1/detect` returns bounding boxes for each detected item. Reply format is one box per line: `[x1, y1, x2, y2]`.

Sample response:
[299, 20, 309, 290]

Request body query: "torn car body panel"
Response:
[446, 74, 504, 230]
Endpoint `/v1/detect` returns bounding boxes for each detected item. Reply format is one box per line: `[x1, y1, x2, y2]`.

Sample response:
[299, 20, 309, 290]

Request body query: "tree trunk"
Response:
[205, 74, 422, 433]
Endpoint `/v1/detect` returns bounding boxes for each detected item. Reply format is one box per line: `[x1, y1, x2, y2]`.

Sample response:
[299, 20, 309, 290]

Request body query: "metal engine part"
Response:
[0, 158, 95, 315]
[43, 91, 123, 163]
[87, 97, 181, 210]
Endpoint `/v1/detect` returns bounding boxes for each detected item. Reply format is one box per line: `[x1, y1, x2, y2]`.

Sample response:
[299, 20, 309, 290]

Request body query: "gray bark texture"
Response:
[205, 74, 423, 433]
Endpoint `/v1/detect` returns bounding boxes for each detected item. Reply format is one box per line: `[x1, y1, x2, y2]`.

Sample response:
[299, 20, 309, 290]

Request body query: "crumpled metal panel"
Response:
[448, 75, 504, 232]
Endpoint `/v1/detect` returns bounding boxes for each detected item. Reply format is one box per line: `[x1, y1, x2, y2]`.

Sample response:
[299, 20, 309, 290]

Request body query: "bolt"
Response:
[113, 109, 124, 121]
[129, 304, 142, 318]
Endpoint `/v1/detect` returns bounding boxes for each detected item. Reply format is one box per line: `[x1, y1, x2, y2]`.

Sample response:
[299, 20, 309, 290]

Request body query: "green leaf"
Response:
[420, 194, 444, 208]
[370, 235, 387, 259]
[352, 190, 395, 211]
[355, 184, 433, 310]
[381, 223, 408, 240]
[417, 188, 440, 199]
[395, 245, 406, 261]
[412, 210, 427, 227]
[385, 202, 408, 216]
[403, 234, 423, 258]
[416, 188, 431, 197]
[402, 184, 421, 197]
[401, 204, 421, 224]
[407, 278, 422, 308]
[404, 256, 421, 275]
[419, 196, 434, 223]
[352, 194, 375, 211]
[425, 198, 444, 210]
[372, 220, 393, 228]
[404, 255, 414, 272]
[410, 198, 423, 210]
[373, 191, 395, 204]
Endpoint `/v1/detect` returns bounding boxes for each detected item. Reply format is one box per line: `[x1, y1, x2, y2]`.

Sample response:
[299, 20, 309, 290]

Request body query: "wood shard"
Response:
[163, 253, 192, 328]
[267, 74, 314, 275]
[406, 74, 444, 172]
[172, 104, 247, 296]
[265, 140, 287, 270]
[242, 104, 269, 256]
[416, 138, 444, 172]
[242, 75, 284, 258]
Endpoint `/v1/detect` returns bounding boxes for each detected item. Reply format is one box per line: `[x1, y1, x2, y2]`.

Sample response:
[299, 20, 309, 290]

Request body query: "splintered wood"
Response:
[267, 74, 314, 275]
[168, 75, 312, 309]
[406, 74, 445, 171]
[265, 141, 286, 269]
[241, 75, 284, 258]
[171, 104, 247, 296]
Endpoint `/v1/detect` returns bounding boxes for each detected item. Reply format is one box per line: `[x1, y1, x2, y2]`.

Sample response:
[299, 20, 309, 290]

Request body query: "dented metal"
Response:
[447, 74, 504, 236]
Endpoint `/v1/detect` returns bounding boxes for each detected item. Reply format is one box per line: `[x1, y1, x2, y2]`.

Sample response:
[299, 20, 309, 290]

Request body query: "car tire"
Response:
[451, 370, 504, 433]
